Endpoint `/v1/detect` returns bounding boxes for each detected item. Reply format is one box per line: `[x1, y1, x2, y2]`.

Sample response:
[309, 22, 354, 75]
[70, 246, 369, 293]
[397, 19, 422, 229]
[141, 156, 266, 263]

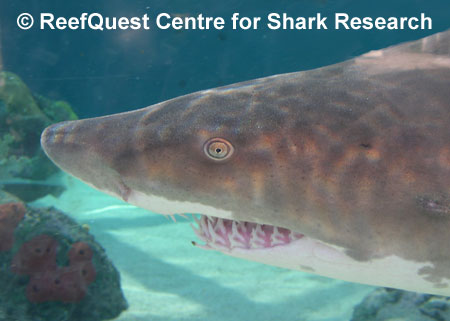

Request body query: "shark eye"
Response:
[204, 138, 234, 161]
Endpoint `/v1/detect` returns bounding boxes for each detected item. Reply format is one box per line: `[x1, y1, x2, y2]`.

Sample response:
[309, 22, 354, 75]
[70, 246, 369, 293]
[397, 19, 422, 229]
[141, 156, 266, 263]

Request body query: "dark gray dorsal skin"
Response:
[41, 30, 450, 292]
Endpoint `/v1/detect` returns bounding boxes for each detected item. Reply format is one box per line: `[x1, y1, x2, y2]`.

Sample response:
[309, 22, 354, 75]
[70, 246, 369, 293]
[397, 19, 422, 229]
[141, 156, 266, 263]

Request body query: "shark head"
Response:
[40, 82, 294, 223]
[41, 76, 361, 279]
[41, 30, 450, 295]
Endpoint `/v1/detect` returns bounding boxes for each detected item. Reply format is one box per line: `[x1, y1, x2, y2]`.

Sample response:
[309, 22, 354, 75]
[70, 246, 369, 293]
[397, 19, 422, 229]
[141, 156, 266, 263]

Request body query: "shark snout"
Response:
[41, 121, 78, 164]
[40, 117, 134, 196]
[40, 119, 100, 181]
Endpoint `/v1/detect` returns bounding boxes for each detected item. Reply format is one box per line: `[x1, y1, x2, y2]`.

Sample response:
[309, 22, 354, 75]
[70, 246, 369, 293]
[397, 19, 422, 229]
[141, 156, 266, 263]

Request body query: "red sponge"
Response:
[11, 237, 96, 303]
[11, 234, 58, 274]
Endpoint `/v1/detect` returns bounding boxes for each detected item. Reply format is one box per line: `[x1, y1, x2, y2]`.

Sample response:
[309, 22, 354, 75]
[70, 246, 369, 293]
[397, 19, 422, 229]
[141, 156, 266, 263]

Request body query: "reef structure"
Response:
[0, 202, 25, 251]
[352, 287, 450, 321]
[0, 71, 78, 201]
[0, 198, 128, 321]
[11, 235, 97, 303]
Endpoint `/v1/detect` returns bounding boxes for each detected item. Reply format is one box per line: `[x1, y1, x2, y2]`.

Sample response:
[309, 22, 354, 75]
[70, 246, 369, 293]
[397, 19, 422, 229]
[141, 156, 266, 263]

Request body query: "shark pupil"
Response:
[210, 143, 227, 157]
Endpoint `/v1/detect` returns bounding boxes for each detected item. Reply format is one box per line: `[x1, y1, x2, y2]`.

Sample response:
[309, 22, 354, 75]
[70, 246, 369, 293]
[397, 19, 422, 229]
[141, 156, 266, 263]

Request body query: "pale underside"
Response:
[116, 184, 450, 296]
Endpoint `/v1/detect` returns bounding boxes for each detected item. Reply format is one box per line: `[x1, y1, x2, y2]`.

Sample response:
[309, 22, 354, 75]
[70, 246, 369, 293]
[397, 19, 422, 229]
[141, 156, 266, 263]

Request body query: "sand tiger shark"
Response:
[41, 30, 450, 295]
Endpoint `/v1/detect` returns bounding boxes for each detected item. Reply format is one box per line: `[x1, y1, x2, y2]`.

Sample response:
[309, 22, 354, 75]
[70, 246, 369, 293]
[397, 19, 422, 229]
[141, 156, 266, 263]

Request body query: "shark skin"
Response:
[41, 30, 450, 295]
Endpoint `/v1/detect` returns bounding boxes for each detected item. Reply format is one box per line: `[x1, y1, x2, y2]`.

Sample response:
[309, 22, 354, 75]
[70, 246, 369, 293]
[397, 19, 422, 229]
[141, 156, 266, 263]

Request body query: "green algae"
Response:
[0, 71, 78, 199]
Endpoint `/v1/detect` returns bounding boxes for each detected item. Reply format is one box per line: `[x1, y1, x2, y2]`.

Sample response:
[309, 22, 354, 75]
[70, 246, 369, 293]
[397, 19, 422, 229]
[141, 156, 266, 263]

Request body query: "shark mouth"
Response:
[191, 215, 304, 251]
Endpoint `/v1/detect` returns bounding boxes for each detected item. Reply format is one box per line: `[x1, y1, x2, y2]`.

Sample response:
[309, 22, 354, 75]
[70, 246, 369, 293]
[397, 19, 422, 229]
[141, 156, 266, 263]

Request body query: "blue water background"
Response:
[1, 0, 449, 119]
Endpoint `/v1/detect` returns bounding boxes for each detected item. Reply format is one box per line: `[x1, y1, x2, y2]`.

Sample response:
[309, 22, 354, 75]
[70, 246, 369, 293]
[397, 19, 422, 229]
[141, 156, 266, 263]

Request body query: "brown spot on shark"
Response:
[41, 30, 450, 295]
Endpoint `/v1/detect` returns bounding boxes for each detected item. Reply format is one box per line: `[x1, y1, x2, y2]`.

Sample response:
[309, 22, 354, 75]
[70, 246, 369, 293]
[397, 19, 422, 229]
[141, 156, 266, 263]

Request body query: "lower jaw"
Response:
[189, 215, 352, 280]
[190, 215, 446, 297]
[190, 214, 334, 274]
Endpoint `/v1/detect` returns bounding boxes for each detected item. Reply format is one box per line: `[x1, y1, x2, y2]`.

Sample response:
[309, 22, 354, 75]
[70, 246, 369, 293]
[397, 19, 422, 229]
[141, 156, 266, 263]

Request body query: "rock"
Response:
[0, 202, 26, 251]
[0, 71, 77, 201]
[0, 72, 48, 120]
[0, 179, 65, 202]
[33, 94, 78, 123]
[0, 190, 22, 204]
[0, 201, 128, 321]
[351, 288, 450, 321]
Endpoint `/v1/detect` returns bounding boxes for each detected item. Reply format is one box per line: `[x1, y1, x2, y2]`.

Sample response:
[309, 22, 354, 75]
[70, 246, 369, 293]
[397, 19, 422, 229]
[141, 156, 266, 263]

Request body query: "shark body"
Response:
[41, 31, 450, 295]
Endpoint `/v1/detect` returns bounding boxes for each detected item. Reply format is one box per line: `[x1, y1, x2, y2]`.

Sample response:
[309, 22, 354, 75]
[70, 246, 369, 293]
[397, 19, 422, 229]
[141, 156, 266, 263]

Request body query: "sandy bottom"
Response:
[32, 173, 375, 321]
